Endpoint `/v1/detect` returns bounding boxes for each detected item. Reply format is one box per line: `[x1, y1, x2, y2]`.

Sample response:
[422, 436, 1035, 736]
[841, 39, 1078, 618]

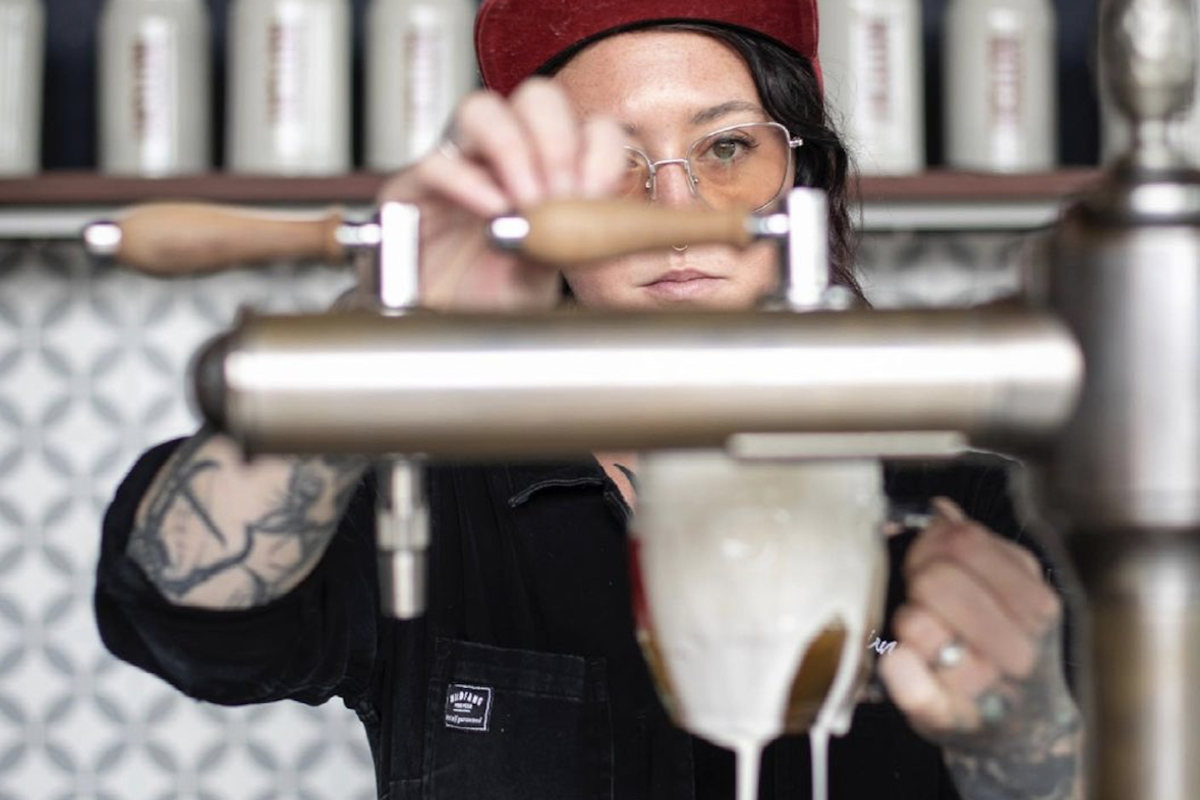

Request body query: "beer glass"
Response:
[630, 451, 887, 800]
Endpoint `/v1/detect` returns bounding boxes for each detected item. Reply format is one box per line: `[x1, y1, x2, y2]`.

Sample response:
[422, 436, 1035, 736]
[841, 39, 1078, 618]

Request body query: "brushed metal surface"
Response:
[375, 460, 428, 619]
[1039, 6, 1200, 792]
[194, 308, 1082, 456]
[1046, 217, 1200, 529]
[1068, 532, 1200, 800]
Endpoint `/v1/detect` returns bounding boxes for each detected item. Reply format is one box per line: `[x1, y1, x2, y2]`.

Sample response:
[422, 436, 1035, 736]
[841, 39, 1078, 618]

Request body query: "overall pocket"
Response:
[424, 638, 613, 800]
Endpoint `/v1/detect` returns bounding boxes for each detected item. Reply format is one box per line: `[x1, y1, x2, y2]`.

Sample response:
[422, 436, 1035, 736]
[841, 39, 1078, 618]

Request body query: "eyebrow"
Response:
[691, 100, 767, 126]
[620, 100, 769, 137]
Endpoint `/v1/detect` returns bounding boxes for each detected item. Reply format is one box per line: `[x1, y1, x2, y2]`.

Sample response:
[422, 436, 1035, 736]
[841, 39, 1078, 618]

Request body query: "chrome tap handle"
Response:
[752, 188, 844, 311]
[367, 201, 428, 619]
[343, 201, 423, 313]
[785, 188, 830, 311]
[375, 460, 430, 619]
[375, 202, 422, 312]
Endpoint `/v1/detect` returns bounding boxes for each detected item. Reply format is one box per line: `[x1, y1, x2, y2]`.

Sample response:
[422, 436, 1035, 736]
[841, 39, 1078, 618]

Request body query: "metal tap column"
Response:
[1039, 1, 1200, 796]
[352, 202, 431, 620]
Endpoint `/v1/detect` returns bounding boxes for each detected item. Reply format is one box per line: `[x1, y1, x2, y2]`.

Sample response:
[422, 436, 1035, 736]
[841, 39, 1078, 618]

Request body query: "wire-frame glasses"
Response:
[620, 121, 803, 212]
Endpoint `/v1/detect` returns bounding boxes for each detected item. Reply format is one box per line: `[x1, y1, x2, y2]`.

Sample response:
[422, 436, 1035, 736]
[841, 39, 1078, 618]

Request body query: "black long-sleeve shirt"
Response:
[96, 440, 1042, 800]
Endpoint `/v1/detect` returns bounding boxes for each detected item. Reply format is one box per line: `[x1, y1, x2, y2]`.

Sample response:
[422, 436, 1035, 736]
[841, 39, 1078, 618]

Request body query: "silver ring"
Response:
[932, 639, 968, 670]
[671, 244, 689, 253]
[976, 690, 1010, 725]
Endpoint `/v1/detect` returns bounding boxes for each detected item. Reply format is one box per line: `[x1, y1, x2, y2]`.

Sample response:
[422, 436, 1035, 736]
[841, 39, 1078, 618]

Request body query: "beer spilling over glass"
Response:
[630, 452, 888, 800]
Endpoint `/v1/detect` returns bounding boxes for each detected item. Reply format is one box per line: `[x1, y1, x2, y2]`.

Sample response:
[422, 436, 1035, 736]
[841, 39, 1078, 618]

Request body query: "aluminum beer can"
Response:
[0, 0, 43, 176]
[227, 0, 351, 175]
[366, 0, 476, 171]
[98, 0, 211, 176]
[944, 0, 1057, 172]
[818, 0, 926, 175]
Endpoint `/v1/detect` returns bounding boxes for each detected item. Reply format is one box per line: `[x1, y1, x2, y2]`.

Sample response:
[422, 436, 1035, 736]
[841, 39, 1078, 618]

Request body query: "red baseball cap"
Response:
[475, 0, 821, 97]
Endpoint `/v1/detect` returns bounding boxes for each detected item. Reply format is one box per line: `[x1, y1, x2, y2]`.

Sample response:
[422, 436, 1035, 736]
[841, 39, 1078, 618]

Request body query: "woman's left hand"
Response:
[878, 497, 1085, 800]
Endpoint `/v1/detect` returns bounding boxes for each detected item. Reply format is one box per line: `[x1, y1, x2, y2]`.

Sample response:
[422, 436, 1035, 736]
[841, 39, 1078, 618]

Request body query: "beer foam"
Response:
[736, 741, 762, 800]
[633, 452, 886, 800]
[731, 727, 830, 800]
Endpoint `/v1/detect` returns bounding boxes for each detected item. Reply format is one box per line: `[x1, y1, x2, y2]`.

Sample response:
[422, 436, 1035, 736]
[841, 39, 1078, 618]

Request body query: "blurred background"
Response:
[32, 0, 1102, 170]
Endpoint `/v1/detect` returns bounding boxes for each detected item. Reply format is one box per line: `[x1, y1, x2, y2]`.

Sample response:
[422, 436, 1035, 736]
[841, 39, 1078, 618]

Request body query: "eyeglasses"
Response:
[620, 121, 803, 212]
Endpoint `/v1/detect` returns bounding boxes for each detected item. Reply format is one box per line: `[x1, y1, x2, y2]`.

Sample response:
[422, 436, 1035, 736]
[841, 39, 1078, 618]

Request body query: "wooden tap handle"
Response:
[508, 199, 753, 264]
[88, 203, 348, 275]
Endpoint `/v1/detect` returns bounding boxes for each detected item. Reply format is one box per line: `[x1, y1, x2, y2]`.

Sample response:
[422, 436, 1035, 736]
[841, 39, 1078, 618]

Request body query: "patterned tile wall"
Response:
[0, 230, 1030, 799]
[0, 245, 371, 800]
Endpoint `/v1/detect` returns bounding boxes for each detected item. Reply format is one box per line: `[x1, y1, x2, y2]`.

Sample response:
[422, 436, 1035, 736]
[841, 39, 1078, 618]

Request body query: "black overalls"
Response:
[98, 440, 1050, 799]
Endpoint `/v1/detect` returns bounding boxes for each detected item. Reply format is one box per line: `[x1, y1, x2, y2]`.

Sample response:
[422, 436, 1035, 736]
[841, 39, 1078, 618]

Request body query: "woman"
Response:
[96, 0, 1083, 798]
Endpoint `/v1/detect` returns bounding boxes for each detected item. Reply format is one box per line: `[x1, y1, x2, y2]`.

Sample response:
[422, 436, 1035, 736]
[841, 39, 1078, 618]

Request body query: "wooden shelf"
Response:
[854, 169, 1104, 231]
[854, 168, 1102, 202]
[0, 171, 389, 205]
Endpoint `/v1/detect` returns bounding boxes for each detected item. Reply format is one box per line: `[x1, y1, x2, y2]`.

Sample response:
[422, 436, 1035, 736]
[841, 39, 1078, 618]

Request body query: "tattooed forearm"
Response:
[941, 628, 1085, 800]
[944, 724, 1082, 800]
[127, 430, 367, 609]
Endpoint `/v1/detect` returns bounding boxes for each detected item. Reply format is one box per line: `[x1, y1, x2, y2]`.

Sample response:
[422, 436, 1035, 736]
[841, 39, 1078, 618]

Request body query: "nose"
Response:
[651, 160, 701, 207]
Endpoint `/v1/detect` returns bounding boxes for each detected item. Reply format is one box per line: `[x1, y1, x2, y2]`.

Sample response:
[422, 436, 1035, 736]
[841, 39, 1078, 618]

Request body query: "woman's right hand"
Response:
[376, 78, 627, 311]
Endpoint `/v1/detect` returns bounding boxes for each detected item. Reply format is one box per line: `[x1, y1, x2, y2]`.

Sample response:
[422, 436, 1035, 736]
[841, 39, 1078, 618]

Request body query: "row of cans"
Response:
[822, 0, 1058, 175]
[2, 0, 1195, 179]
[0, 0, 476, 177]
[824, 0, 1200, 175]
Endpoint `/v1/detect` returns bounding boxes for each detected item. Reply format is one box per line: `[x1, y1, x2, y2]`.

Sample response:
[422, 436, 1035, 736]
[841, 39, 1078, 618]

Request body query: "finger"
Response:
[892, 604, 999, 699]
[577, 115, 629, 198]
[398, 150, 511, 217]
[927, 497, 1042, 579]
[510, 78, 581, 198]
[454, 91, 545, 208]
[906, 558, 1039, 678]
[930, 497, 1041, 577]
[907, 504, 1060, 636]
[912, 528, 1059, 639]
[932, 496, 968, 523]
[879, 645, 978, 734]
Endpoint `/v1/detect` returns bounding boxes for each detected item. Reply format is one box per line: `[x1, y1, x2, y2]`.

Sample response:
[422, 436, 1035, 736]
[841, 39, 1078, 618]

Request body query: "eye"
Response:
[703, 134, 757, 163]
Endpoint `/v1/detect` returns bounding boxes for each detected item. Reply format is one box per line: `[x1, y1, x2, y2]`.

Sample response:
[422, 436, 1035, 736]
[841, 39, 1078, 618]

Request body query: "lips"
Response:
[644, 269, 719, 285]
[642, 269, 726, 300]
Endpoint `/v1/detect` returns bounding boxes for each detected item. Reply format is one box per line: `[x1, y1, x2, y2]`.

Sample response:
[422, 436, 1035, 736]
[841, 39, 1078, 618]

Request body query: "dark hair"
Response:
[536, 21, 862, 297]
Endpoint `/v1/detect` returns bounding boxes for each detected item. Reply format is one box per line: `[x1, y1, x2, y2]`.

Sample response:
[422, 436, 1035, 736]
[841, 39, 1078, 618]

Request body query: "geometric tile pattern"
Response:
[0, 242, 371, 800]
[857, 229, 1031, 308]
[0, 231, 1027, 798]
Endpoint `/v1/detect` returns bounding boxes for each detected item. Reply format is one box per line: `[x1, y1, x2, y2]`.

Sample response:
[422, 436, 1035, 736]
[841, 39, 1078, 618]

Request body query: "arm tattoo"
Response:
[941, 627, 1084, 800]
[127, 430, 367, 607]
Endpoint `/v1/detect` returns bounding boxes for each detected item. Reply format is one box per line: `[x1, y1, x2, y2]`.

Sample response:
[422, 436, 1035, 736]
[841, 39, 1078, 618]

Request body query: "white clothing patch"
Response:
[444, 683, 493, 732]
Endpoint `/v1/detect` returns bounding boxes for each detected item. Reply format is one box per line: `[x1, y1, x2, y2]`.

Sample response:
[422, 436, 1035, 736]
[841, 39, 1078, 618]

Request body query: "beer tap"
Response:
[84, 157, 1082, 797]
[345, 203, 432, 621]
[1033, 2, 1200, 797]
[85, 200, 436, 621]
